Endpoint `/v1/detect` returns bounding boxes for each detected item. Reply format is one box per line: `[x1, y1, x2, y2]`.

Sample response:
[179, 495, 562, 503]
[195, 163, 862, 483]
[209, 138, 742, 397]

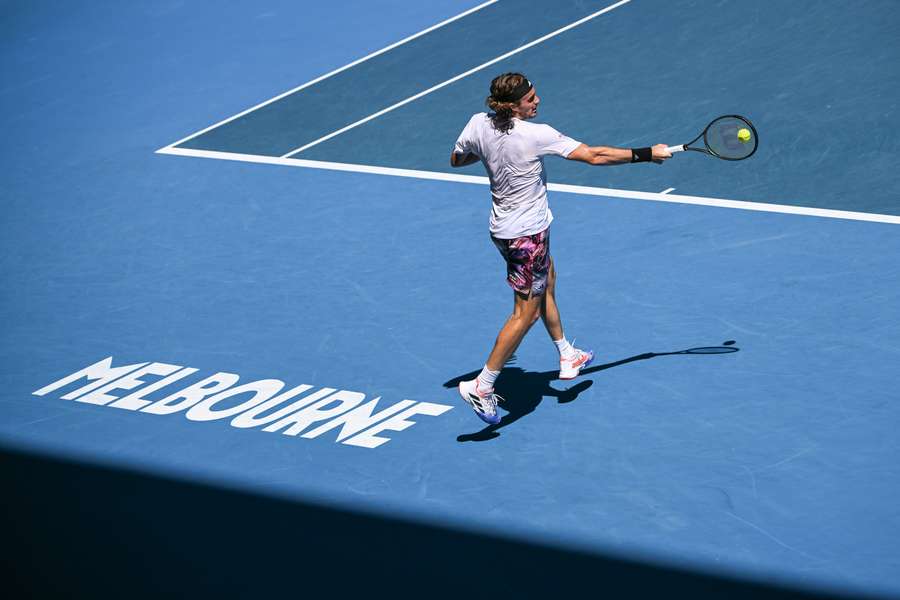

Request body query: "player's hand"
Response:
[652, 144, 671, 164]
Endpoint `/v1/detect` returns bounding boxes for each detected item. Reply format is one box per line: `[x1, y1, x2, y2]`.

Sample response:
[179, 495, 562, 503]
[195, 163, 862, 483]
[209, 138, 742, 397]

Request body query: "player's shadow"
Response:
[444, 366, 594, 442]
[445, 342, 739, 442]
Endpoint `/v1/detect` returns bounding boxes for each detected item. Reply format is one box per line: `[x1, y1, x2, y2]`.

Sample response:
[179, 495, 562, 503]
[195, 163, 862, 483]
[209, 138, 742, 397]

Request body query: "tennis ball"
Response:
[737, 128, 751, 142]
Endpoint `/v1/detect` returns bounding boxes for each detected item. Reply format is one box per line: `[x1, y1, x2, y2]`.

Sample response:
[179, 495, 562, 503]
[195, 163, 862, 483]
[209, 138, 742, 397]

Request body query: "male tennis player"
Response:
[451, 72, 670, 425]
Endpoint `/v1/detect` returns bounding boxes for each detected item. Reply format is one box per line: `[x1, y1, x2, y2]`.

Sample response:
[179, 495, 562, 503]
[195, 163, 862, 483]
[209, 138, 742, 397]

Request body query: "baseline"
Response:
[156, 147, 900, 225]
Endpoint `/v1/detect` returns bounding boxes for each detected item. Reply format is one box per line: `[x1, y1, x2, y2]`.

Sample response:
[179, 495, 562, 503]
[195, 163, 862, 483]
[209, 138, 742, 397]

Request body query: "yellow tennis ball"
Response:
[737, 128, 751, 142]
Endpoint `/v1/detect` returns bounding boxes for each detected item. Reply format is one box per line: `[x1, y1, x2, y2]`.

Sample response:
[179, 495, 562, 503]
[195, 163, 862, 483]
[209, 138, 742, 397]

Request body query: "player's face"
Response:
[513, 88, 540, 119]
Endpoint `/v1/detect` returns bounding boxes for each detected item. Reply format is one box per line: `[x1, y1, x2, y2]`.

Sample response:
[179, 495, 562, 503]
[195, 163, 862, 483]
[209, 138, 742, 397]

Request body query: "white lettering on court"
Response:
[32, 357, 453, 448]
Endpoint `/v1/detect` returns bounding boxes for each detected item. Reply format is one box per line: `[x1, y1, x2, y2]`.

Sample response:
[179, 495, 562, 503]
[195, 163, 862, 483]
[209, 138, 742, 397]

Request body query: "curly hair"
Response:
[485, 73, 529, 134]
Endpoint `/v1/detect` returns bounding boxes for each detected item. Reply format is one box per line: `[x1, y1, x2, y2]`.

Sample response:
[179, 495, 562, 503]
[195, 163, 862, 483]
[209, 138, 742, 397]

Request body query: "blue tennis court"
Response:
[2, 1, 899, 598]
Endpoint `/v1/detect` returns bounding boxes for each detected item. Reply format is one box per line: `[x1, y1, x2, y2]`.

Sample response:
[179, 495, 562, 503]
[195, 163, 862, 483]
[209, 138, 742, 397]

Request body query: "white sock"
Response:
[554, 337, 576, 359]
[476, 366, 500, 391]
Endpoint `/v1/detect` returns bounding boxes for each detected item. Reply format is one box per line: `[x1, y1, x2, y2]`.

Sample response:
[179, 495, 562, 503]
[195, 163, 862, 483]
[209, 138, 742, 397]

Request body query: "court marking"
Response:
[159, 0, 499, 151]
[156, 146, 900, 225]
[280, 0, 633, 157]
[155, 0, 899, 226]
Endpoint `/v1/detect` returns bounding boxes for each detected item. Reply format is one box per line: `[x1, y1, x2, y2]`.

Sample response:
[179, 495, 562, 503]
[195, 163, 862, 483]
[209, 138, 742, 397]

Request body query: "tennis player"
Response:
[451, 72, 671, 424]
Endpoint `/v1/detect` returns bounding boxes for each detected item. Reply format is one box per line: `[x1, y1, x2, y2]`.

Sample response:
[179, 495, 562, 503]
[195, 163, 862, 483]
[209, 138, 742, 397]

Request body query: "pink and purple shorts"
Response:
[491, 228, 551, 297]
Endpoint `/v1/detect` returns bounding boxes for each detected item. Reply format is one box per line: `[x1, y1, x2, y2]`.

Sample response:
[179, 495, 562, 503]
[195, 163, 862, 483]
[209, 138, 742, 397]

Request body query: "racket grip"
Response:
[665, 145, 684, 154]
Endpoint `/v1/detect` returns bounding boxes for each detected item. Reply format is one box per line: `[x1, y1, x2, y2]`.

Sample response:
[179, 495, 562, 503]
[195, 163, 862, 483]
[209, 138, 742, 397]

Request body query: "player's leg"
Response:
[458, 231, 545, 424]
[540, 257, 594, 380]
[458, 290, 541, 425]
[540, 257, 564, 341]
[484, 230, 549, 371]
[485, 291, 543, 371]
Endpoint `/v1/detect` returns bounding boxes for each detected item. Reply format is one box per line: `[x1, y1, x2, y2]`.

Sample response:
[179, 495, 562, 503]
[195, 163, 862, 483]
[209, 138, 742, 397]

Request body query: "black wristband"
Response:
[631, 147, 652, 163]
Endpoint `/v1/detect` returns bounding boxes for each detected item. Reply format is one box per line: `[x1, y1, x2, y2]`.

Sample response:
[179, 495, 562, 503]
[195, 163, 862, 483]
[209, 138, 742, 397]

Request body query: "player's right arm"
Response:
[566, 143, 670, 165]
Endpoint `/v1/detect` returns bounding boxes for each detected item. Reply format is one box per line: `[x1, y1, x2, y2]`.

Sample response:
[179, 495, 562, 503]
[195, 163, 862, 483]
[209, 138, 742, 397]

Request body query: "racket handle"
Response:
[665, 145, 684, 154]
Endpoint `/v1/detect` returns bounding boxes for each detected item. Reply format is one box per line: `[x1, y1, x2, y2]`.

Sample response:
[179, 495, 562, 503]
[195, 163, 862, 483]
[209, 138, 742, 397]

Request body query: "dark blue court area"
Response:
[2, 1, 899, 598]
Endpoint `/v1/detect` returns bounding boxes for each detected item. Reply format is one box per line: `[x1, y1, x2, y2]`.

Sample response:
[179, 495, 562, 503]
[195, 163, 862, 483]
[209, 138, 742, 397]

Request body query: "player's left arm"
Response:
[450, 151, 480, 167]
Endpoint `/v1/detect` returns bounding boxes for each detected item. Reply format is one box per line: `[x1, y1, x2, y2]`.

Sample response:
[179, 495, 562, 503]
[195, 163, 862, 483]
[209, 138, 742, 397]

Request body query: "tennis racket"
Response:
[666, 115, 758, 160]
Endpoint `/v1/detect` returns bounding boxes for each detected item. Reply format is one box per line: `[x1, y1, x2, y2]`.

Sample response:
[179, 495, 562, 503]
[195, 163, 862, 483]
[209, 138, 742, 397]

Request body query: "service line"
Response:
[280, 0, 634, 158]
[160, 1, 499, 151]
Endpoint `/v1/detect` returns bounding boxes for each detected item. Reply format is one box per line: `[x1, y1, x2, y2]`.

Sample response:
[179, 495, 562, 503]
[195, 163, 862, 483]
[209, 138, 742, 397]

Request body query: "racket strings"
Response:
[704, 116, 757, 160]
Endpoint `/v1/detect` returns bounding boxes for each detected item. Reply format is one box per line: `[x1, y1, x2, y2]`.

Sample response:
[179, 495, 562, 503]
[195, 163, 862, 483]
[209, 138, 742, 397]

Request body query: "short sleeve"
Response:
[533, 123, 581, 157]
[453, 114, 480, 155]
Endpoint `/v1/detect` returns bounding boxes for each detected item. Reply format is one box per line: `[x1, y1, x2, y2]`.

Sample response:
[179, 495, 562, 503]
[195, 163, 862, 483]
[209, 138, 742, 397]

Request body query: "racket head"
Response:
[702, 115, 758, 160]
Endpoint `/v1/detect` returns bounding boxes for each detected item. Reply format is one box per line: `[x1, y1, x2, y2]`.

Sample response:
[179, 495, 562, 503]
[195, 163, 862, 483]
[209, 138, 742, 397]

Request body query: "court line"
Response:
[159, 0, 498, 151]
[280, 0, 634, 158]
[156, 146, 900, 225]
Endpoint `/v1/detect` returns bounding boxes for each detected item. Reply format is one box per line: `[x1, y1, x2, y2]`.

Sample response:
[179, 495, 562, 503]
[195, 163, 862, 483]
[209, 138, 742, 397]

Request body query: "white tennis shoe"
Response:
[458, 379, 502, 425]
[559, 347, 594, 380]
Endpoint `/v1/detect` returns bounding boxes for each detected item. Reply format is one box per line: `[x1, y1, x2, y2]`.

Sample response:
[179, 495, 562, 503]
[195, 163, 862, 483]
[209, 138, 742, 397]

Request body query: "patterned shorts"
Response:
[491, 228, 551, 296]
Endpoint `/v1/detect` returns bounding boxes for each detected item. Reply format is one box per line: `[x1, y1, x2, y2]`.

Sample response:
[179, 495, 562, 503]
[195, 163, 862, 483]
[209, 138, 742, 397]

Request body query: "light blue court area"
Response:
[2, 1, 900, 599]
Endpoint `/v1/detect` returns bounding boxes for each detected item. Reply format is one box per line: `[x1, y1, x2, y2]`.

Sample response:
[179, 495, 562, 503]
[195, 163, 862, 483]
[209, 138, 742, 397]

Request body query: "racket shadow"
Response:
[445, 343, 740, 442]
[580, 344, 740, 377]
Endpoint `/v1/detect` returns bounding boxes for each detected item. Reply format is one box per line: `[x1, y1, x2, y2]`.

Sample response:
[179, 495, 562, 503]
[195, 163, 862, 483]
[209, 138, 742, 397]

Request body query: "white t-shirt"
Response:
[453, 112, 581, 239]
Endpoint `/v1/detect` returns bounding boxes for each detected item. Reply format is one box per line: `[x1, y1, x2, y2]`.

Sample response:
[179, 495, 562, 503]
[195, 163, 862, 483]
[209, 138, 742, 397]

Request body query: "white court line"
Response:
[660, 187, 676, 194]
[156, 146, 900, 225]
[281, 0, 633, 157]
[159, 0, 498, 151]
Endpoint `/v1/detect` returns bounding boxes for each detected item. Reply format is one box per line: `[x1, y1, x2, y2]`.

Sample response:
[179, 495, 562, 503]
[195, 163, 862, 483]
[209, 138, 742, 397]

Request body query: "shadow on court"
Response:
[0, 444, 857, 600]
[445, 343, 740, 442]
[445, 366, 594, 442]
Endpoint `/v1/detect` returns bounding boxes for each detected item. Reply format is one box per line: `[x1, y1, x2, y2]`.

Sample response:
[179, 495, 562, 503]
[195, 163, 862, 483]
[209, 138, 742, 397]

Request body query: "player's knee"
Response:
[520, 299, 541, 325]
[512, 298, 541, 325]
